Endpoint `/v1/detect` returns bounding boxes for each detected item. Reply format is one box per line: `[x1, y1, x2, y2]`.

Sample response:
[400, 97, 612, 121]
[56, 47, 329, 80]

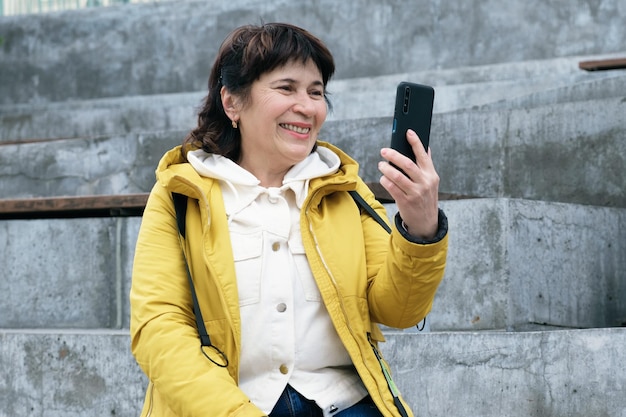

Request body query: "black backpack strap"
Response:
[171, 192, 228, 367]
[348, 190, 392, 234]
[172, 192, 188, 238]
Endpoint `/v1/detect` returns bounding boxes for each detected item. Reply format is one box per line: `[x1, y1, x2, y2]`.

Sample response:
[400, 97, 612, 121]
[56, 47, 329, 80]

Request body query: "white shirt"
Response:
[188, 148, 368, 416]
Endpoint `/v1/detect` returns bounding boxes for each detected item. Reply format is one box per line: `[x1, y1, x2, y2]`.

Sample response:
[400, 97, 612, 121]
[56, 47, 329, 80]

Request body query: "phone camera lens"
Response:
[403, 87, 411, 113]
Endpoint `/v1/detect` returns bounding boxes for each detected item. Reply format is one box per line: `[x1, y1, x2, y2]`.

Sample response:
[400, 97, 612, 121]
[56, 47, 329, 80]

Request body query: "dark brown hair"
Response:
[181, 23, 335, 161]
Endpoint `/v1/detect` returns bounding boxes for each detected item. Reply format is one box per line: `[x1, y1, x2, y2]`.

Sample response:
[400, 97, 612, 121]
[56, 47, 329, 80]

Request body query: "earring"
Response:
[231, 120, 238, 129]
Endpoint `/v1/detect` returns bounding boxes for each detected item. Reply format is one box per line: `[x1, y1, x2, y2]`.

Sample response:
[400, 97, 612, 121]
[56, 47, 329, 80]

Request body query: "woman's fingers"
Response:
[379, 129, 440, 239]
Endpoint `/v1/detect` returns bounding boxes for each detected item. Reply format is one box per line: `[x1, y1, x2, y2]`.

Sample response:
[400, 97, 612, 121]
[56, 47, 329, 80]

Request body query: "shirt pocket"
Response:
[232, 231, 263, 306]
[290, 243, 322, 302]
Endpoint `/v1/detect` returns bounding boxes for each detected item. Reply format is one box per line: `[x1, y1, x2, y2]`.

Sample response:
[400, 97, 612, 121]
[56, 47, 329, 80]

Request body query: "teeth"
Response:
[281, 123, 310, 134]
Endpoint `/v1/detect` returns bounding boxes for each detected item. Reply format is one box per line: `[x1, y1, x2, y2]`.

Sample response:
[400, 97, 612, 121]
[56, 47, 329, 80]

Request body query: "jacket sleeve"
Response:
[355, 181, 449, 329]
[129, 183, 265, 417]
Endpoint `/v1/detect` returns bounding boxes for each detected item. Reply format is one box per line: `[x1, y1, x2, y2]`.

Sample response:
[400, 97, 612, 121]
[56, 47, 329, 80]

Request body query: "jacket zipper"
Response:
[368, 334, 409, 417]
[305, 193, 402, 416]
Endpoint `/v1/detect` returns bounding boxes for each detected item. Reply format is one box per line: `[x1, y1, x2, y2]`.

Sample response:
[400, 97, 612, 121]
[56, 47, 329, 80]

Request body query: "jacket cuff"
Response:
[394, 208, 448, 244]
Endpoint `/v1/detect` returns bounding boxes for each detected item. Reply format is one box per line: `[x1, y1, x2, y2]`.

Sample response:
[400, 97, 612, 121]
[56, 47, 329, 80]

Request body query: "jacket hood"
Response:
[155, 141, 362, 201]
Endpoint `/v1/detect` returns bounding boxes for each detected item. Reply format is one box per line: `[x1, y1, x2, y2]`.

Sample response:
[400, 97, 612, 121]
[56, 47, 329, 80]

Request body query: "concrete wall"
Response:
[0, 217, 138, 329]
[2, 329, 625, 417]
[2, 199, 624, 331]
[2, 57, 623, 143]
[1, 0, 625, 105]
[330, 96, 626, 209]
[381, 329, 626, 417]
[1, 91, 624, 208]
[390, 199, 626, 331]
[0, 331, 146, 417]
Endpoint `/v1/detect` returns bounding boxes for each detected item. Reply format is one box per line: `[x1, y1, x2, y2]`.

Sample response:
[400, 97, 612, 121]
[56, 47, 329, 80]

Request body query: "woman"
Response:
[130, 23, 448, 417]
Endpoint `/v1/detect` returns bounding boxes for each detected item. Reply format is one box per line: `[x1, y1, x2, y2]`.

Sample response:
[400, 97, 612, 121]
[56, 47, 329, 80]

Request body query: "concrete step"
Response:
[332, 95, 625, 209]
[390, 199, 626, 331]
[2, 199, 624, 331]
[381, 328, 626, 417]
[0, 92, 202, 143]
[1, 0, 625, 105]
[0, 329, 145, 417]
[1, 328, 625, 417]
[326, 56, 626, 121]
[1, 94, 624, 208]
[0, 216, 138, 330]
[475, 71, 626, 111]
[1, 55, 622, 143]
[0, 130, 181, 199]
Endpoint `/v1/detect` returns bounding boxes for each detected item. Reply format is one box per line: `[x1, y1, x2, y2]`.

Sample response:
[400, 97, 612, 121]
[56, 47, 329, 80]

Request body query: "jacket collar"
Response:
[155, 141, 361, 204]
[187, 146, 341, 210]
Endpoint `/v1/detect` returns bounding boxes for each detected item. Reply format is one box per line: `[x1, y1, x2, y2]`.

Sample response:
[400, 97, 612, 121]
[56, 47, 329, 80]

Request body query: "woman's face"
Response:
[229, 59, 328, 180]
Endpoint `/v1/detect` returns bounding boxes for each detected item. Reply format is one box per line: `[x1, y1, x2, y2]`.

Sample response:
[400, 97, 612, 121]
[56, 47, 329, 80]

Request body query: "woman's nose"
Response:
[292, 93, 317, 116]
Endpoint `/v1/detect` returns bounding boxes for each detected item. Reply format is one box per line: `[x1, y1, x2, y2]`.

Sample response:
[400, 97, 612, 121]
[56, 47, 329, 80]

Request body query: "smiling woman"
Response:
[130, 22, 449, 417]
[182, 23, 335, 166]
[220, 59, 328, 187]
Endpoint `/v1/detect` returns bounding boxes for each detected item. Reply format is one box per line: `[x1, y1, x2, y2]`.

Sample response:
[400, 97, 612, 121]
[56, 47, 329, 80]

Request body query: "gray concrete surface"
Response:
[326, 58, 626, 121]
[1, 0, 625, 105]
[2, 93, 623, 208]
[0, 92, 202, 143]
[333, 95, 626, 209]
[0, 330, 146, 417]
[477, 72, 626, 111]
[2, 199, 624, 331]
[0, 217, 138, 329]
[380, 328, 626, 417]
[388, 199, 626, 331]
[1, 329, 625, 417]
[2, 55, 622, 143]
[0, 130, 181, 198]
[433, 96, 626, 209]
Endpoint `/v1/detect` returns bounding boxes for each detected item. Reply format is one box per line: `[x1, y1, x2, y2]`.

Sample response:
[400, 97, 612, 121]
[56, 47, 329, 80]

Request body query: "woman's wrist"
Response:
[395, 210, 448, 244]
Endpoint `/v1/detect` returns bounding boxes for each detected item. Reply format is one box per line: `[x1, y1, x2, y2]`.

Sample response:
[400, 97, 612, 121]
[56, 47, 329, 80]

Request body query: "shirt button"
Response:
[276, 303, 287, 312]
[279, 364, 289, 374]
[272, 242, 280, 251]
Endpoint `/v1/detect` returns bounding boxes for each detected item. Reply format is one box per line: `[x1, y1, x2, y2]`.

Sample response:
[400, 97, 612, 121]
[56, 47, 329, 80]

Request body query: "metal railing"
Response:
[0, 0, 166, 16]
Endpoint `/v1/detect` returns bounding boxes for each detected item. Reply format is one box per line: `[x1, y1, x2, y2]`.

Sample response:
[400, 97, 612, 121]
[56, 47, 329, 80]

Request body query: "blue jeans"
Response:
[269, 385, 383, 417]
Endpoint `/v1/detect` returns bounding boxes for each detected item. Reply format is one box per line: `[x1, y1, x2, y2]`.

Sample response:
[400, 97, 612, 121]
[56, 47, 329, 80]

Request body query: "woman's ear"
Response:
[221, 86, 240, 122]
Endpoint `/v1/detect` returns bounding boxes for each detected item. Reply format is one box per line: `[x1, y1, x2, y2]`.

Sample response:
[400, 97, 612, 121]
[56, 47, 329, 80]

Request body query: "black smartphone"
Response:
[390, 82, 435, 161]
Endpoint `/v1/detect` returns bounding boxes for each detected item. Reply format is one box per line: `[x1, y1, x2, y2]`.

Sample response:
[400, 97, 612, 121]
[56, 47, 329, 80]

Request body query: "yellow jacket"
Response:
[130, 141, 448, 417]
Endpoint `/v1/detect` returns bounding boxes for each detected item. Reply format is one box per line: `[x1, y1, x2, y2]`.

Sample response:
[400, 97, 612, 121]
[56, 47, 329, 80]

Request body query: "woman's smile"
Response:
[280, 123, 311, 136]
[225, 59, 328, 185]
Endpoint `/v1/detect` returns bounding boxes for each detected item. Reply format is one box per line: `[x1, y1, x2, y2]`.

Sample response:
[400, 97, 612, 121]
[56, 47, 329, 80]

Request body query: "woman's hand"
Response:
[379, 129, 440, 240]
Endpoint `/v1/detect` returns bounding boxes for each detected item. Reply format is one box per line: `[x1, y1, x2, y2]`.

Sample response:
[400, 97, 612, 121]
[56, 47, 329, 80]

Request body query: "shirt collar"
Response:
[187, 147, 340, 214]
